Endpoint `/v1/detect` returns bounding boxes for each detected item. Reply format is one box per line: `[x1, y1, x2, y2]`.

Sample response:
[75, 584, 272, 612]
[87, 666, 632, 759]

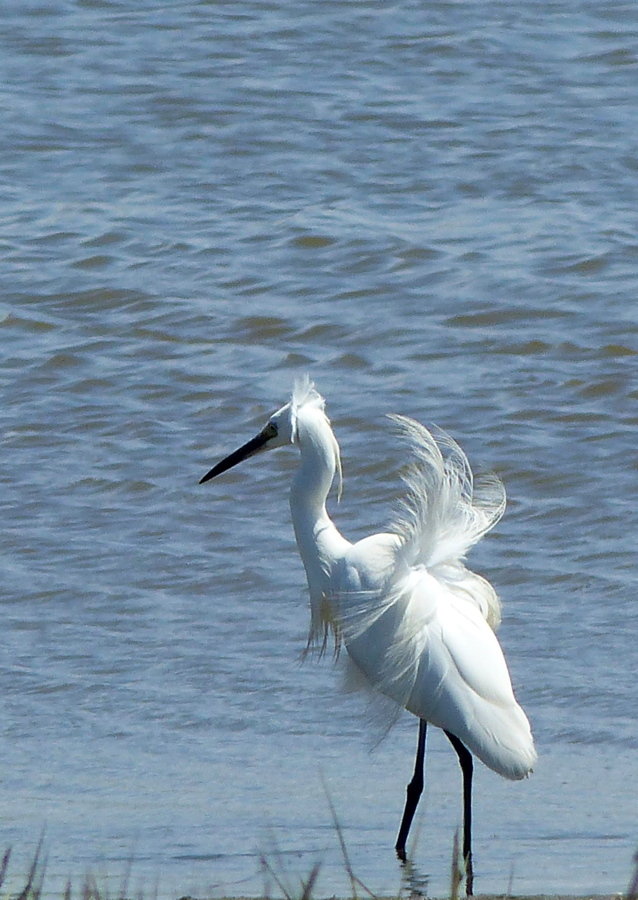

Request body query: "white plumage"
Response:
[200, 376, 536, 894]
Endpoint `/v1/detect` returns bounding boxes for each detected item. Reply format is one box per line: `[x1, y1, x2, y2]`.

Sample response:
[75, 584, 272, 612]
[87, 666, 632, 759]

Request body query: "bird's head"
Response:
[199, 376, 327, 484]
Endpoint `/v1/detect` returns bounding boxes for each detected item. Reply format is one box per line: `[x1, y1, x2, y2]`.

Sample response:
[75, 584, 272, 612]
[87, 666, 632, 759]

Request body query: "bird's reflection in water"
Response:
[399, 856, 430, 899]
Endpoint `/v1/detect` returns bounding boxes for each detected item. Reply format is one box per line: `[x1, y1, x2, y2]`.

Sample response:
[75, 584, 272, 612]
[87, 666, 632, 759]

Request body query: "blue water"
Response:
[1, 2, 636, 897]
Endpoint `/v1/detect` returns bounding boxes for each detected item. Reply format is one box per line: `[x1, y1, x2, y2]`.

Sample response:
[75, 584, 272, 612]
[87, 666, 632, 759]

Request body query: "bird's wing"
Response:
[411, 571, 537, 778]
[337, 563, 536, 779]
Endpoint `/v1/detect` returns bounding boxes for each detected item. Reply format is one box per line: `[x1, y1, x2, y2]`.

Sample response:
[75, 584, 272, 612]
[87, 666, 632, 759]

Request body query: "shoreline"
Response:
[177, 895, 625, 900]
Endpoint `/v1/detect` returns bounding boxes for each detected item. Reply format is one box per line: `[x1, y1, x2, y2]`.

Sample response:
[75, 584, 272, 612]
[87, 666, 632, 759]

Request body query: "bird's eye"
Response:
[263, 422, 278, 439]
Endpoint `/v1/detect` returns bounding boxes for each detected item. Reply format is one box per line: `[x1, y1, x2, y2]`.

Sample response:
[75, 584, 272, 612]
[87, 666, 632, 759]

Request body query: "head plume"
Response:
[290, 375, 342, 500]
[290, 375, 325, 441]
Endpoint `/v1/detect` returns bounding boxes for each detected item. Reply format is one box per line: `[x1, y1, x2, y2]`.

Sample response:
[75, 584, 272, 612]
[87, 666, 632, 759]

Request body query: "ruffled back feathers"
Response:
[388, 415, 506, 629]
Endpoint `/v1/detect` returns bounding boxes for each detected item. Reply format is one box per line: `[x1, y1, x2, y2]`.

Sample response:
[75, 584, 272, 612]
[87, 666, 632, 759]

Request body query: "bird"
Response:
[199, 377, 536, 894]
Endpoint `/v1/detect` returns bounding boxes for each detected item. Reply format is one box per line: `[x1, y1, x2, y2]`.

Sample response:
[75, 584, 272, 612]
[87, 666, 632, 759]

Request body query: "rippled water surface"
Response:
[1, 2, 637, 897]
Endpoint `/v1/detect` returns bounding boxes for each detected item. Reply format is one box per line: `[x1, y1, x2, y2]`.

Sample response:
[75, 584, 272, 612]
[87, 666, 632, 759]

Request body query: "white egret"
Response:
[199, 377, 536, 894]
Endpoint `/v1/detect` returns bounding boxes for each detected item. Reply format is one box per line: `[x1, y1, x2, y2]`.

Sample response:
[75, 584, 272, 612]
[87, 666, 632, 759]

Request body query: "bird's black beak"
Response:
[199, 424, 276, 484]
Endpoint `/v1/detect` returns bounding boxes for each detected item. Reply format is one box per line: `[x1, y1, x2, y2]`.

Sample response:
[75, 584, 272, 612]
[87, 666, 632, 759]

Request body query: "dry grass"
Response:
[0, 834, 635, 900]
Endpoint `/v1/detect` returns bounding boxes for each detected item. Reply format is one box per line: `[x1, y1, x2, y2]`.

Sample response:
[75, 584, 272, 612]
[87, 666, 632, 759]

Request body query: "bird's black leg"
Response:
[445, 731, 474, 896]
[395, 719, 427, 861]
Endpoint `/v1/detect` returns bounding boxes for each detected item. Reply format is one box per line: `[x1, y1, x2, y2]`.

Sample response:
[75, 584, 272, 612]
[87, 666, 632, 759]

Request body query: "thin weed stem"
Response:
[626, 847, 638, 900]
[322, 774, 377, 900]
[449, 829, 462, 900]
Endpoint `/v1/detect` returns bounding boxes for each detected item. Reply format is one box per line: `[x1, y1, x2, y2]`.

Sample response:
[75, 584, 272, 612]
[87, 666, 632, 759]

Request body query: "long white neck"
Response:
[289, 411, 349, 599]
